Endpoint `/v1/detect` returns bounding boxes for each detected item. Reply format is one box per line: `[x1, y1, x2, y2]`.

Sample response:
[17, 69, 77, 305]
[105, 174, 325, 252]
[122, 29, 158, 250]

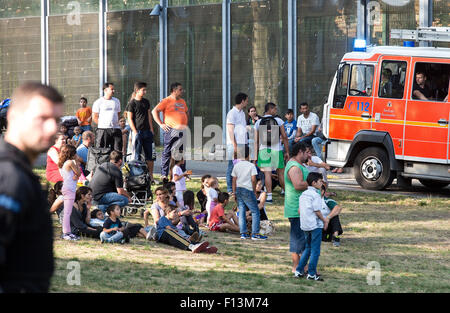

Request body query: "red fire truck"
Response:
[323, 29, 450, 190]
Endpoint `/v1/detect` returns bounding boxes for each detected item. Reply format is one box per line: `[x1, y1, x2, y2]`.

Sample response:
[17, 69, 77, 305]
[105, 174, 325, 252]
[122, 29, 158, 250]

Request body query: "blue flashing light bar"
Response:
[353, 39, 367, 52]
[403, 41, 415, 47]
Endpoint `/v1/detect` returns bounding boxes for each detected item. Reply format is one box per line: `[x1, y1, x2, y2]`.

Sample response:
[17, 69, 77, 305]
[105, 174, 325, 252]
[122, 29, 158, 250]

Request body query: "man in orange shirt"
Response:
[76, 97, 92, 132]
[152, 82, 189, 180]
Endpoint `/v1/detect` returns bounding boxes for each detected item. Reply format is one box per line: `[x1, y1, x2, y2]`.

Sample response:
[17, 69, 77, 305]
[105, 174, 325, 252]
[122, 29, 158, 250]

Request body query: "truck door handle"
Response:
[361, 113, 372, 119]
[438, 119, 449, 125]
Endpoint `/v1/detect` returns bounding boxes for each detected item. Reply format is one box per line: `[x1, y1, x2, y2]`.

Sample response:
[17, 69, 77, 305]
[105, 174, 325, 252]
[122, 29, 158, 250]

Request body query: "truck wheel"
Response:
[354, 147, 395, 190]
[419, 179, 449, 189]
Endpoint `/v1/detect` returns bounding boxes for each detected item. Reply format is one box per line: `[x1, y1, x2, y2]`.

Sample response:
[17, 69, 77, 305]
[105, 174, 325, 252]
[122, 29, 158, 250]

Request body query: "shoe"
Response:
[100, 237, 105, 244]
[191, 241, 209, 253]
[265, 198, 273, 204]
[68, 233, 80, 240]
[120, 238, 126, 244]
[251, 234, 268, 241]
[204, 246, 218, 254]
[294, 271, 304, 278]
[332, 236, 341, 247]
[146, 227, 157, 241]
[307, 274, 324, 281]
[240, 233, 250, 240]
[189, 232, 199, 243]
[281, 189, 285, 195]
[62, 234, 77, 241]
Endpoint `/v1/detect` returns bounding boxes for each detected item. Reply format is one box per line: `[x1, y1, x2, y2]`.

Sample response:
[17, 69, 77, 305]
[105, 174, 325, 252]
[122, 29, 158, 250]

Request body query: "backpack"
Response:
[86, 146, 113, 174]
[258, 116, 280, 147]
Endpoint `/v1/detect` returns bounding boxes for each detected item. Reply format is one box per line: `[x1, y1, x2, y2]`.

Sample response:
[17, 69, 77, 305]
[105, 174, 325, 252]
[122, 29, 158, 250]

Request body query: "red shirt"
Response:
[209, 203, 225, 228]
[46, 146, 63, 183]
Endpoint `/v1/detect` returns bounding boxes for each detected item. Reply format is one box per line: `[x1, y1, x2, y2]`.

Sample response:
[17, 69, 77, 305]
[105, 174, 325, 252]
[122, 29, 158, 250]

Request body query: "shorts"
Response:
[258, 148, 284, 170]
[209, 221, 224, 231]
[289, 217, 305, 254]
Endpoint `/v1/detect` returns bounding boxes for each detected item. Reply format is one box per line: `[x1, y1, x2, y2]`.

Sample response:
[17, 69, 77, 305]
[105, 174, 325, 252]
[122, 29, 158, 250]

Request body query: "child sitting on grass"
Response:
[294, 172, 328, 281]
[195, 174, 211, 224]
[100, 205, 125, 243]
[205, 176, 219, 224]
[320, 185, 343, 247]
[156, 205, 217, 254]
[89, 208, 106, 227]
[209, 192, 240, 233]
[178, 190, 201, 236]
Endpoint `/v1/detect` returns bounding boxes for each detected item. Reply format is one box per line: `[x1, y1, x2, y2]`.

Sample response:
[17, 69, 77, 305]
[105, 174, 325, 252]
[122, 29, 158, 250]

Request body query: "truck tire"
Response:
[419, 179, 449, 189]
[354, 147, 395, 190]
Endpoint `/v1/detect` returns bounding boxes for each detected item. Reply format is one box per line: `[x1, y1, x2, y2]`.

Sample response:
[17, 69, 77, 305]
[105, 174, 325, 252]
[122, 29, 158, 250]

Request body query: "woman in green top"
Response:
[284, 142, 309, 274]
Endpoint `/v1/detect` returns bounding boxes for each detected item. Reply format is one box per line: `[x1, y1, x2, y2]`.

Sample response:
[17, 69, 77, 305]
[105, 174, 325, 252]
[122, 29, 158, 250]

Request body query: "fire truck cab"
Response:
[323, 43, 450, 190]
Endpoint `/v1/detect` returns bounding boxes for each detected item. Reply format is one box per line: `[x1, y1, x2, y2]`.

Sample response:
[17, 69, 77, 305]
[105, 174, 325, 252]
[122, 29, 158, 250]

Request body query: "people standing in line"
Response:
[76, 97, 92, 132]
[254, 102, 290, 204]
[152, 82, 189, 181]
[294, 102, 320, 146]
[226, 92, 249, 194]
[127, 82, 156, 182]
[46, 132, 65, 184]
[58, 144, 81, 241]
[92, 82, 122, 151]
[284, 142, 309, 274]
[0, 82, 63, 293]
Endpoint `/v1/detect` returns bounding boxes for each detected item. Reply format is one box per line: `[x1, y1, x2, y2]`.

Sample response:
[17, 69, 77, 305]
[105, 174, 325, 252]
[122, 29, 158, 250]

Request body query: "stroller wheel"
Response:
[126, 206, 134, 215]
[132, 208, 138, 215]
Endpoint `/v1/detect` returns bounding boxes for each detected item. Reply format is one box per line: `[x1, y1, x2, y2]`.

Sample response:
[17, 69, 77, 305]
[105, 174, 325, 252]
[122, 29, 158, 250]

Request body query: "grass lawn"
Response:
[33, 168, 450, 293]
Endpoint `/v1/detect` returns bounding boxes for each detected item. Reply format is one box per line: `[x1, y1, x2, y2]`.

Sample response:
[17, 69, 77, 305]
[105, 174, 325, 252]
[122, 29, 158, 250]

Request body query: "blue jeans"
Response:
[135, 129, 155, 161]
[311, 136, 325, 159]
[80, 125, 92, 132]
[298, 135, 315, 146]
[235, 187, 260, 235]
[100, 231, 123, 243]
[161, 128, 185, 177]
[296, 228, 323, 276]
[96, 192, 129, 213]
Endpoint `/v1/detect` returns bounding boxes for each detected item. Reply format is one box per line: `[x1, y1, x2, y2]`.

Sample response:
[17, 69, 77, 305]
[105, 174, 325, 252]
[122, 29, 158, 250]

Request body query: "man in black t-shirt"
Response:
[0, 82, 63, 293]
[412, 72, 433, 100]
[89, 150, 131, 213]
[127, 82, 156, 182]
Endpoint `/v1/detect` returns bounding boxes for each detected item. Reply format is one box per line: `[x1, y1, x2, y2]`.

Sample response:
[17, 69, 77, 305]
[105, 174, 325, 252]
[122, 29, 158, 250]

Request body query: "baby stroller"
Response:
[122, 160, 153, 217]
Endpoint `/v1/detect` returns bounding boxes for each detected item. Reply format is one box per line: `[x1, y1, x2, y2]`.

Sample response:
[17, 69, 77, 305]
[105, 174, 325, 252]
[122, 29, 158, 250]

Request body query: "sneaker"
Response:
[61, 234, 77, 241]
[281, 189, 285, 195]
[332, 236, 341, 247]
[191, 241, 209, 253]
[68, 233, 80, 240]
[120, 238, 126, 244]
[240, 233, 250, 240]
[189, 232, 199, 243]
[294, 271, 304, 278]
[306, 274, 324, 281]
[100, 237, 105, 244]
[251, 234, 268, 241]
[266, 198, 273, 204]
[204, 246, 218, 254]
[146, 227, 157, 241]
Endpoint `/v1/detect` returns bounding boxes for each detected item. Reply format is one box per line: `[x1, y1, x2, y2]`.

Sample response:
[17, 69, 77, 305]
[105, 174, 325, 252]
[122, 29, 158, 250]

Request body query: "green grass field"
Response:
[34, 169, 450, 293]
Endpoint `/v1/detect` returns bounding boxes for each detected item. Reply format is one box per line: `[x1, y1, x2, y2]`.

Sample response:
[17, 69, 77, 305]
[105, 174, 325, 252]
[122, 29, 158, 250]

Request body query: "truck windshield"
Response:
[349, 64, 374, 97]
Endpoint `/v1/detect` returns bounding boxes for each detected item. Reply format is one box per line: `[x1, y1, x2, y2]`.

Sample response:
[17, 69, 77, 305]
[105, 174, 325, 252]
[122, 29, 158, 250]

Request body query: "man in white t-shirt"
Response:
[294, 102, 320, 146]
[232, 145, 267, 241]
[254, 102, 290, 204]
[92, 82, 122, 151]
[226, 92, 249, 194]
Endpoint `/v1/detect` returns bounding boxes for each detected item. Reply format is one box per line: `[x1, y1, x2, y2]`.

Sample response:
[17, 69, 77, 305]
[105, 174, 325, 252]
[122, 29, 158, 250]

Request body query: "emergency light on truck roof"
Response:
[353, 39, 367, 52]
